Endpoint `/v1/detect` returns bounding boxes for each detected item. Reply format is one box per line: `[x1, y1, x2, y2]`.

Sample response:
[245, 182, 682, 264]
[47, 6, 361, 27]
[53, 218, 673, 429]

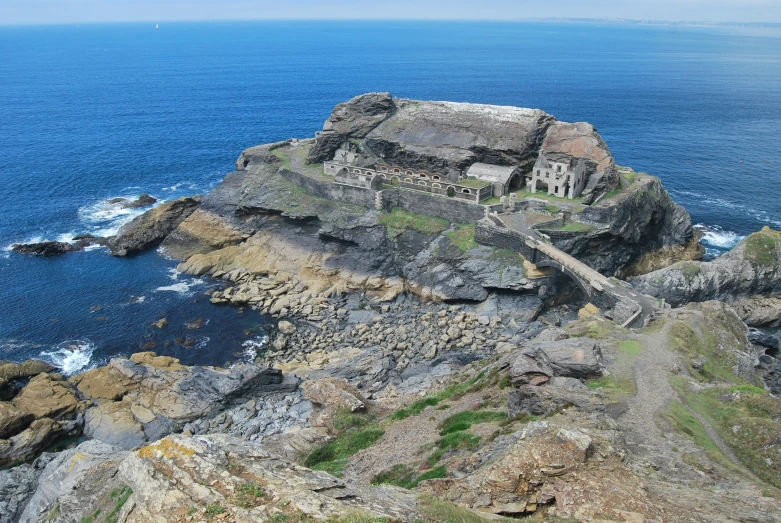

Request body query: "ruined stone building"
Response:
[464, 163, 524, 197]
[530, 151, 588, 199]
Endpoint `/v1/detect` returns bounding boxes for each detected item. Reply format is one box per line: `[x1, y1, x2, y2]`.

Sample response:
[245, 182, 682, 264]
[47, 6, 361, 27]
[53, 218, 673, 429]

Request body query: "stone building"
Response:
[529, 151, 588, 199]
[465, 163, 524, 197]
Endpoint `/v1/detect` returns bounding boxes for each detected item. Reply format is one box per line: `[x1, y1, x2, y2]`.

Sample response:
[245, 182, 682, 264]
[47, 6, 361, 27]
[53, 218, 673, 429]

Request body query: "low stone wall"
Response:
[531, 217, 564, 230]
[381, 189, 486, 224]
[279, 169, 377, 208]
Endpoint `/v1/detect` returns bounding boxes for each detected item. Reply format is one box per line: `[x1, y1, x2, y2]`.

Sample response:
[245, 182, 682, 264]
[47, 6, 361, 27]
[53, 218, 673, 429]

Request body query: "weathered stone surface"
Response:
[0, 360, 55, 381]
[160, 208, 247, 260]
[10, 241, 77, 256]
[119, 434, 422, 522]
[18, 440, 128, 523]
[632, 227, 781, 309]
[11, 373, 81, 420]
[303, 377, 365, 413]
[510, 337, 602, 385]
[79, 353, 298, 449]
[0, 453, 57, 523]
[108, 195, 202, 256]
[107, 193, 157, 208]
[0, 402, 34, 439]
[277, 320, 297, 335]
[0, 418, 81, 466]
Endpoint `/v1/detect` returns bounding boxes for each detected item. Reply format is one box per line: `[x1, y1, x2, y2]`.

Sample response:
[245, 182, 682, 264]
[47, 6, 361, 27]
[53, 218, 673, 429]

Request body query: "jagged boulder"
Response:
[108, 196, 202, 256]
[510, 337, 602, 385]
[0, 453, 58, 523]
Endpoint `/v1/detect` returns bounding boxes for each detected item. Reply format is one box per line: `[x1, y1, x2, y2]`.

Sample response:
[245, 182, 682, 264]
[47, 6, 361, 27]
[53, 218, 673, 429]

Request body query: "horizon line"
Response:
[2, 17, 781, 28]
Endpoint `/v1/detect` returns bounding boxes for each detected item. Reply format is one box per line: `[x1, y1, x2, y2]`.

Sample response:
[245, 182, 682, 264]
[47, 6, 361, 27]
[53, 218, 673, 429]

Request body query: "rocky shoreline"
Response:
[4, 94, 781, 522]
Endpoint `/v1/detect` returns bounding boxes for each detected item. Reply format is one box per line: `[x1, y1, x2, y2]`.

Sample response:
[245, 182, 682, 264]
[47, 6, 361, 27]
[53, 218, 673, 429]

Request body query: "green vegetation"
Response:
[586, 375, 636, 397]
[618, 340, 643, 356]
[427, 431, 481, 464]
[619, 169, 638, 185]
[519, 188, 583, 203]
[673, 384, 781, 488]
[543, 204, 560, 214]
[205, 504, 226, 519]
[547, 222, 593, 233]
[438, 410, 507, 435]
[446, 225, 478, 252]
[268, 509, 392, 523]
[80, 510, 101, 523]
[566, 317, 616, 340]
[371, 463, 447, 489]
[664, 401, 732, 470]
[745, 228, 780, 267]
[390, 374, 486, 420]
[668, 322, 741, 383]
[234, 481, 267, 509]
[458, 177, 492, 189]
[305, 409, 384, 476]
[418, 494, 503, 522]
[379, 208, 450, 237]
[681, 263, 701, 282]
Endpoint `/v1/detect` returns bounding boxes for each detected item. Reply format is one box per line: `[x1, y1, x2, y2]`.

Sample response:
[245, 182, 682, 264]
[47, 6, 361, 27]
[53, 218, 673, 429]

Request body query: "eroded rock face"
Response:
[510, 337, 603, 386]
[631, 227, 781, 311]
[18, 440, 128, 523]
[0, 453, 57, 523]
[108, 196, 202, 256]
[119, 434, 422, 522]
[73, 353, 298, 449]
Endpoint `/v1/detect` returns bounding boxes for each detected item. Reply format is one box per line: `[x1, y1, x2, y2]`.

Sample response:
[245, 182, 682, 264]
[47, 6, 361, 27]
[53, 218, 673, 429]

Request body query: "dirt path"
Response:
[622, 321, 755, 479]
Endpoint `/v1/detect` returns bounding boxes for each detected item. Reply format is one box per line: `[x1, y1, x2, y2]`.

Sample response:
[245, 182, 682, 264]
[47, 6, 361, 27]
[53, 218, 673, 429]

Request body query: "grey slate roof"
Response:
[465, 163, 519, 185]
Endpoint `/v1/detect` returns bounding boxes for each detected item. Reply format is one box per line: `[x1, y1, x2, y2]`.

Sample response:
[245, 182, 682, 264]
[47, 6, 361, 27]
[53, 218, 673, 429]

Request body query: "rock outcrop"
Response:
[73, 352, 298, 449]
[108, 196, 202, 256]
[631, 227, 781, 314]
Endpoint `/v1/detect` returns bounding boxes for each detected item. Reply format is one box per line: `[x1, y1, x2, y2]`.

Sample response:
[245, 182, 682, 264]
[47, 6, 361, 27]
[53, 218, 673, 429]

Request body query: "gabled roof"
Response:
[465, 163, 519, 185]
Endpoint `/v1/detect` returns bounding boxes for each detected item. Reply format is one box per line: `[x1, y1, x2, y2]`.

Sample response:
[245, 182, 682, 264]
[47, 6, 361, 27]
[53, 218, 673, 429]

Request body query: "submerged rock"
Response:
[11, 241, 77, 257]
[107, 192, 157, 208]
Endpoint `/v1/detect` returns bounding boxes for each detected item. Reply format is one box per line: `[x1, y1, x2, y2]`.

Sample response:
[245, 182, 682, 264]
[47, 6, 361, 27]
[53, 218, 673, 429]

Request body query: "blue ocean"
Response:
[1, 21, 780, 373]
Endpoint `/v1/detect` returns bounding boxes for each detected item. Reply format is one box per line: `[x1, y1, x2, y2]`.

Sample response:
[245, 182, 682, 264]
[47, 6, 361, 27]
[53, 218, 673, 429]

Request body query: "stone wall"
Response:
[381, 189, 486, 224]
[279, 169, 376, 208]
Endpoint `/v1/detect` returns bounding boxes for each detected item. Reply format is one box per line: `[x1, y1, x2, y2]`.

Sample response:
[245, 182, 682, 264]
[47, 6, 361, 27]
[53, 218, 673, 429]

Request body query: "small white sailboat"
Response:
[155, 24, 159, 29]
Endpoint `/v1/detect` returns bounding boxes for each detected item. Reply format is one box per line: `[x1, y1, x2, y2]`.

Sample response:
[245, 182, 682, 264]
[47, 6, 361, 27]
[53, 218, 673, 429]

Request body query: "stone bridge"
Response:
[474, 220, 656, 327]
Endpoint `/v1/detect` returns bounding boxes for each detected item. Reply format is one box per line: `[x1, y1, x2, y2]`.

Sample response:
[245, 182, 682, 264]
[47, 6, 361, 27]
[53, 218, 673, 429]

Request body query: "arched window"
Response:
[393, 168, 400, 173]
[378, 173, 387, 179]
[405, 170, 413, 175]
[462, 188, 471, 194]
[432, 175, 440, 181]
[380, 165, 388, 171]
[419, 172, 427, 178]
[432, 183, 441, 189]
[354, 169, 361, 174]
[404, 178, 413, 184]
[391, 176, 400, 186]
[446, 186, 456, 197]
[418, 180, 427, 186]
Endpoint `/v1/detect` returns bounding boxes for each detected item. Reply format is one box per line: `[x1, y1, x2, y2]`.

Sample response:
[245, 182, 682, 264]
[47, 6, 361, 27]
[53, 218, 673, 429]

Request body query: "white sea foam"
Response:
[240, 334, 268, 362]
[154, 267, 204, 294]
[77, 197, 157, 237]
[695, 224, 744, 250]
[41, 340, 96, 375]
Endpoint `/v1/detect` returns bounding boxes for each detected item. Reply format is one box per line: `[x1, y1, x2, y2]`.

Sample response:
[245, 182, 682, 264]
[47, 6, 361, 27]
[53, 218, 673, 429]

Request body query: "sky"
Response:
[1, 0, 780, 25]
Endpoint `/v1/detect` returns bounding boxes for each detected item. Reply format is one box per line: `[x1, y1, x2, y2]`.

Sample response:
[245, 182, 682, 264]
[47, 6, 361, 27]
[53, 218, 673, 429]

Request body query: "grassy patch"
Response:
[620, 169, 638, 185]
[519, 188, 583, 203]
[681, 263, 701, 282]
[104, 486, 132, 523]
[668, 322, 740, 383]
[618, 340, 643, 356]
[390, 374, 486, 420]
[418, 494, 500, 522]
[586, 375, 636, 397]
[446, 225, 477, 252]
[438, 410, 507, 435]
[379, 208, 449, 237]
[458, 177, 492, 188]
[371, 464, 447, 489]
[674, 384, 781, 488]
[205, 504, 226, 519]
[233, 481, 267, 509]
[304, 410, 384, 476]
[547, 222, 593, 232]
[566, 317, 616, 340]
[744, 228, 780, 268]
[544, 204, 560, 214]
[427, 430, 482, 465]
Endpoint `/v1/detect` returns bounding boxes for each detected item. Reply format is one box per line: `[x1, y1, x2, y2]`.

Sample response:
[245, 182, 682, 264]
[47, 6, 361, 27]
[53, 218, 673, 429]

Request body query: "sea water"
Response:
[1, 21, 780, 372]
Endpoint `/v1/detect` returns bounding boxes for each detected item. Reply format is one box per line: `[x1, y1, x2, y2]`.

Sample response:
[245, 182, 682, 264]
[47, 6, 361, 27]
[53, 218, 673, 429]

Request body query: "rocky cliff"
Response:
[631, 226, 781, 325]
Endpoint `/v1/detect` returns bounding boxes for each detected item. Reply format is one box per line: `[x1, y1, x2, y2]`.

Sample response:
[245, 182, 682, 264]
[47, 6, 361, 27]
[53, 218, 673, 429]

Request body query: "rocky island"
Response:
[3, 94, 781, 522]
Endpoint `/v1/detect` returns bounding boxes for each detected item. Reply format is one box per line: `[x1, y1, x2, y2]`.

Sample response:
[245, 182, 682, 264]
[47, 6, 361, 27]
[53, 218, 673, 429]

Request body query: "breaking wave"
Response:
[695, 224, 744, 258]
[154, 267, 205, 295]
[41, 339, 96, 375]
[240, 334, 268, 363]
